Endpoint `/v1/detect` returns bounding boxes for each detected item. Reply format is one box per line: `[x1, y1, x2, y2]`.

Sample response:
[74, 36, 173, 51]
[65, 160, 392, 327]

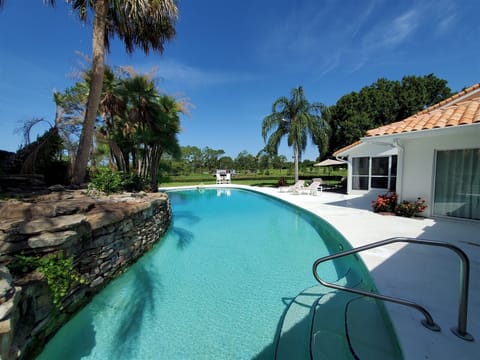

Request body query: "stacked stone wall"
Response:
[0, 191, 171, 359]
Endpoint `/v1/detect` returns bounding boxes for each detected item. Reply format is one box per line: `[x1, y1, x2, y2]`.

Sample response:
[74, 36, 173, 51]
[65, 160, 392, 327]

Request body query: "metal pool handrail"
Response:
[312, 237, 474, 341]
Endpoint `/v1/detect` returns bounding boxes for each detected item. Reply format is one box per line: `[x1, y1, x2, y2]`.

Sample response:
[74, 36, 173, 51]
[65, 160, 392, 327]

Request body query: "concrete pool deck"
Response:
[252, 185, 480, 360]
[162, 185, 479, 359]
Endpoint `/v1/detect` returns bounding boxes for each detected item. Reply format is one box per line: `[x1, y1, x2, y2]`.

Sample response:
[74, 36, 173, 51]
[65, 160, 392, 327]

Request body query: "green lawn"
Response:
[159, 168, 346, 188]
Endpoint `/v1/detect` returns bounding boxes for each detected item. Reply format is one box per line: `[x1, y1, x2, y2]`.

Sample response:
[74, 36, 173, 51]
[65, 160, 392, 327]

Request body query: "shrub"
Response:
[121, 172, 146, 192]
[277, 178, 288, 187]
[371, 192, 398, 213]
[395, 198, 427, 217]
[89, 168, 123, 195]
[13, 251, 85, 309]
[89, 168, 148, 194]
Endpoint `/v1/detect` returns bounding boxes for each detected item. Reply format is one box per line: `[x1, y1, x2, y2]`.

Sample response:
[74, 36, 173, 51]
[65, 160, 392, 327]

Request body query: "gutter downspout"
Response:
[335, 155, 351, 194]
[393, 138, 404, 200]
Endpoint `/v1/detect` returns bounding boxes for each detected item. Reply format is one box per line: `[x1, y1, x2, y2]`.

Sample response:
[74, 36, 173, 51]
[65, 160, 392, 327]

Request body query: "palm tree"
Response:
[102, 73, 182, 191]
[0, 0, 179, 185]
[262, 86, 329, 183]
[69, 0, 179, 185]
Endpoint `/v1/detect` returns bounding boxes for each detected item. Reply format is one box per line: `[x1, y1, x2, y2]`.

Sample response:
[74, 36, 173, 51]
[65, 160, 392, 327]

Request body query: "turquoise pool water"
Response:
[37, 188, 365, 359]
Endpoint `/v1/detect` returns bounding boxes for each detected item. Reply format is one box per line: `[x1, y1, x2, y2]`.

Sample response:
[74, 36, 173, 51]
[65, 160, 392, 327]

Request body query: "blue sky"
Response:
[1, 0, 479, 160]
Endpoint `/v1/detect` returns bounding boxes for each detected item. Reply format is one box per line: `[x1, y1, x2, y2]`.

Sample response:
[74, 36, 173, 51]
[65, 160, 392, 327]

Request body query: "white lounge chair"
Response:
[297, 180, 323, 195]
[224, 173, 231, 184]
[279, 180, 305, 193]
[216, 173, 224, 184]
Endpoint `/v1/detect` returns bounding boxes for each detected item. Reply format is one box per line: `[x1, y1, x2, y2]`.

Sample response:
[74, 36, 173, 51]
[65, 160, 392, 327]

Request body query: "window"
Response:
[433, 149, 480, 220]
[371, 157, 389, 188]
[351, 155, 397, 191]
[352, 157, 369, 190]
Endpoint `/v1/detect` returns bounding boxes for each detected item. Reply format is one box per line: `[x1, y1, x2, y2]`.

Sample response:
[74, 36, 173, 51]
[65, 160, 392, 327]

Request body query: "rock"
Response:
[90, 276, 104, 288]
[18, 214, 87, 235]
[27, 230, 79, 249]
[0, 203, 56, 220]
[0, 266, 13, 303]
[0, 297, 14, 321]
[0, 318, 11, 333]
[55, 200, 95, 216]
[48, 184, 65, 192]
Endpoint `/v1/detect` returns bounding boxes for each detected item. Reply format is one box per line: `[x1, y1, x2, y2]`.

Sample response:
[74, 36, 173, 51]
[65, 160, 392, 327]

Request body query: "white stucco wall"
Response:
[399, 125, 480, 217]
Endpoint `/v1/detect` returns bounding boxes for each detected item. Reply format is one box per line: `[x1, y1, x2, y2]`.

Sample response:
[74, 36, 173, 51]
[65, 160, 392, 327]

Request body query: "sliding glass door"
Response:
[433, 148, 480, 220]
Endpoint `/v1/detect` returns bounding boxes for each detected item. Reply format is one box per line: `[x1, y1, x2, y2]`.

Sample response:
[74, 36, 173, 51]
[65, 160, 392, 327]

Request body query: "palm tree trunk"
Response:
[71, 0, 107, 185]
[294, 145, 299, 183]
[149, 145, 162, 192]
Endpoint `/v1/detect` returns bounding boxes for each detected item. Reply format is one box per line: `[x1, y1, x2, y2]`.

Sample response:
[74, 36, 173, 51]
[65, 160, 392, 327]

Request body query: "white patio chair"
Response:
[297, 180, 323, 195]
[279, 180, 305, 193]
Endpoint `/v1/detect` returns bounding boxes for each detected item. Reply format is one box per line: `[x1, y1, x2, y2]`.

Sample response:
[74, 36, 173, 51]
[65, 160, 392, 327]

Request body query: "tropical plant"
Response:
[395, 198, 427, 217]
[0, 0, 179, 185]
[88, 167, 124, 194]
[98, 72, 184, 191]
[262, 86, 329, 182]
[371, 192, 398, 213]
[13, 251, 85, 309]
[68, 0, 178, 185]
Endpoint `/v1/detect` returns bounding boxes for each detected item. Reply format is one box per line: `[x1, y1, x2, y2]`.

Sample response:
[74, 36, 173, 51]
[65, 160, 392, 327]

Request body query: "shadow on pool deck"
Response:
[368, 230, 480, 359]
[249, 185, 480, 359]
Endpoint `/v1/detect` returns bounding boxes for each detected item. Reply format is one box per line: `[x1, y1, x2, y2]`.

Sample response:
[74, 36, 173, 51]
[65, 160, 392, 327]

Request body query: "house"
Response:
[333, 83, 480, 221]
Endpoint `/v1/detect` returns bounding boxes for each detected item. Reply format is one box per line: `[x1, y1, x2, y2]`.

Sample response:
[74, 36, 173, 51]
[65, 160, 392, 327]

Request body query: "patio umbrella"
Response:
[313, 159, 347, 167]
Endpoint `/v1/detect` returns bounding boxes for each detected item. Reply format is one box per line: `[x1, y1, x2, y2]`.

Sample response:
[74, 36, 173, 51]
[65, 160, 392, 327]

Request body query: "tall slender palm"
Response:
[69, 0, 178, 185]
[0, 0, 179, 185]
[262, 86, 329, 183]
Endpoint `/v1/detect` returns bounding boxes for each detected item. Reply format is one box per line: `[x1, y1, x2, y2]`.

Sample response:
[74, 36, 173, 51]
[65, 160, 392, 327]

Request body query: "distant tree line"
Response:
[164, 146, 291, 176]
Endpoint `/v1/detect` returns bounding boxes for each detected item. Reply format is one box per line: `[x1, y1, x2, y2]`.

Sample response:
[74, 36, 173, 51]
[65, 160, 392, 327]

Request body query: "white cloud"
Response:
[258, 0, 460, 76]
[384, 10, 419, 45]
[159, 61, 249, 87]
[128, 59, 258, 90]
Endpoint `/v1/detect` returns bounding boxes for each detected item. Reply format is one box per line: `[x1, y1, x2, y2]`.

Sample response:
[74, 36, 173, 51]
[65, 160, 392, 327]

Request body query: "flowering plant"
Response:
[277, 178, 288, 187]
[371, 192, 398, 213]
[395, 198, 427, 217]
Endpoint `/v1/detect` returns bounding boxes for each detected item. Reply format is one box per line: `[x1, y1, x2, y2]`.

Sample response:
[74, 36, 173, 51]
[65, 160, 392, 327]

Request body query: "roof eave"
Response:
[362, 122, 480, 144]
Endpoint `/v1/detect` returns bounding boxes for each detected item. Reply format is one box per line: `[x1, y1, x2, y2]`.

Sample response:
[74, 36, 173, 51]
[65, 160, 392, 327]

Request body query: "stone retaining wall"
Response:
[0, 190, 171, 359]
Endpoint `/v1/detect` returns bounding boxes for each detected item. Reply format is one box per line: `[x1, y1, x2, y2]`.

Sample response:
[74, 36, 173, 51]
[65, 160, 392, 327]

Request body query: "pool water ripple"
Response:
[38, 188, 359, 359]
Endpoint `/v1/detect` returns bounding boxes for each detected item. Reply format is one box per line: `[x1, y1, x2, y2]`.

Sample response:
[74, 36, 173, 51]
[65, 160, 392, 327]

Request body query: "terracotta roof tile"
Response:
[333, 83, 480, 155]
[366, 87, 480, 137]
[416, 83, 480, 115]
[332, 140, 362, 157]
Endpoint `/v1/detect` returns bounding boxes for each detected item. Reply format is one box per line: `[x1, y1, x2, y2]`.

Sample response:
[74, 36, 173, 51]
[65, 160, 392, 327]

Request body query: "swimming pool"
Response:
[37, 188, 396, 359]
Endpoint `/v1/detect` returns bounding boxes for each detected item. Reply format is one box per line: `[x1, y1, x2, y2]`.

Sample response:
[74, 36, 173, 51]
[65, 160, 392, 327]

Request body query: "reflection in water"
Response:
[170, 227, 194, 249]
[108, 265, 161, 358]
[170, 211, 199, 249]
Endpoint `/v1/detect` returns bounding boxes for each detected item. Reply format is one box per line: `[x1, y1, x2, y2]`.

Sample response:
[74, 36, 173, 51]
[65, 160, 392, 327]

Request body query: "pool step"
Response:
[310, 293, 403, 359]
[275, 285, 332, 360]
[275, 273, 403, 360]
